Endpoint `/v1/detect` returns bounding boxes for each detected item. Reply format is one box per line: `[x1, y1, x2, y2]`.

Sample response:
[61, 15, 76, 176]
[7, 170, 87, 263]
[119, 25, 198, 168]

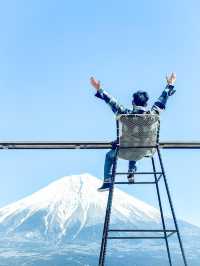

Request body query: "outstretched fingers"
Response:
[90, 76, 100, 90]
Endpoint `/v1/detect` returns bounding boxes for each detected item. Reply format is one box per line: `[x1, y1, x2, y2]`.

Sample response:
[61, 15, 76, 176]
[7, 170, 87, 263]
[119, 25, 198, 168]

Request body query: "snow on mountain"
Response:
[0, 173, 199, 266]
[0, 173, 161, 241]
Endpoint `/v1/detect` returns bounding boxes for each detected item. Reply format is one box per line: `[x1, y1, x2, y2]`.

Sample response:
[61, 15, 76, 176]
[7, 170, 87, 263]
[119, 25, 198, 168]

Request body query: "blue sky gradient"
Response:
[0, 0, 199, 226]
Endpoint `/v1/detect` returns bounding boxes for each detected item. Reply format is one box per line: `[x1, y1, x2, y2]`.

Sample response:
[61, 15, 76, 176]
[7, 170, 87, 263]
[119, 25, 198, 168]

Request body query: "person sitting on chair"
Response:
[90, 73, 176, 192]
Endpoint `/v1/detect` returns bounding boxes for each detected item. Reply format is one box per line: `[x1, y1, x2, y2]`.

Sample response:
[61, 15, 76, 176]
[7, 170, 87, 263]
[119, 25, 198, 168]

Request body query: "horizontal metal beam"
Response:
[0, 141, 200, 150]
[0, 141, 111, 150]
[160, 141, 200, 149]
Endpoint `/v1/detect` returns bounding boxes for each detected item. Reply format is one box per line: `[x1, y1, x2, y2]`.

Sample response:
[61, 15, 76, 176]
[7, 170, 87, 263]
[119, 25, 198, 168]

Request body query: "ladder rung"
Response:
[119, 146, 157, 148]
[115, 181, 156, 185]
[108, 229, 177, 233]
[108, 236, 165, 239]
[115, 172, 163, 175]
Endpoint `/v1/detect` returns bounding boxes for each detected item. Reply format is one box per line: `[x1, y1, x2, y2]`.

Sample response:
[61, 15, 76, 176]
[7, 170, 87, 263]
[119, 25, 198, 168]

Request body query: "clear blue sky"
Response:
[0, 0, 199, 226]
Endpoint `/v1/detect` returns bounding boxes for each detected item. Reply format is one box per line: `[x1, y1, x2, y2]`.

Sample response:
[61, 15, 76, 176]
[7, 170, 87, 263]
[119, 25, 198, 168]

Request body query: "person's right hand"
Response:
[90, 77, 101, 91]
[166, 72, 176, 85]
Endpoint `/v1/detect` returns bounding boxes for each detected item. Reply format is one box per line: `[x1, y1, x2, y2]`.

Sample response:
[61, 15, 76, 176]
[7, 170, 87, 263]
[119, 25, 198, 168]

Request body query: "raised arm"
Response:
[152, 72, 176, 114]
[90, 77, 127, 114]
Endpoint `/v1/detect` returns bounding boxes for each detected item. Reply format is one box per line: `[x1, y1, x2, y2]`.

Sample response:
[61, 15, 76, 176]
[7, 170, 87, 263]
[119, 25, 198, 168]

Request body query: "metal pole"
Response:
[99, 120, 120, 266]
[156, 147, 188, 266]
[98, 148, 119, 266]
[152, 157, 172, 266]
[1, 141, 200, 149]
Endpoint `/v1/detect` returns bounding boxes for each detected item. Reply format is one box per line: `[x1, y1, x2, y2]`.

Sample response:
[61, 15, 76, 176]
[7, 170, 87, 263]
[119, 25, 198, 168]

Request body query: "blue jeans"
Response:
[104, 149, 136, 183]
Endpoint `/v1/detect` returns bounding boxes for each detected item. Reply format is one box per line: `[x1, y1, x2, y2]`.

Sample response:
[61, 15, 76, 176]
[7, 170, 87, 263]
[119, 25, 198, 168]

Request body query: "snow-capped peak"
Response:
[0, 173, 161, 241]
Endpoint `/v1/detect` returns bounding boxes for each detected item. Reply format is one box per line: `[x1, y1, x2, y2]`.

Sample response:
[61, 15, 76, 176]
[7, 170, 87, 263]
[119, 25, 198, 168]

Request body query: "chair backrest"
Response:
[117, 114, 160, 161]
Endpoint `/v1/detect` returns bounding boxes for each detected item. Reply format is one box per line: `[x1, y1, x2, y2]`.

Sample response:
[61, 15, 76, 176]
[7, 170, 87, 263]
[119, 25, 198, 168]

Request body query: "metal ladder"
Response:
[98, 145, 188, 266]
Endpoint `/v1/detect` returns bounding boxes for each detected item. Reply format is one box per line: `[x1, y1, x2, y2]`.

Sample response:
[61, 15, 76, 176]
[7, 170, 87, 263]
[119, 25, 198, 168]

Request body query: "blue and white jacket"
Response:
[95, 84, 175, 115]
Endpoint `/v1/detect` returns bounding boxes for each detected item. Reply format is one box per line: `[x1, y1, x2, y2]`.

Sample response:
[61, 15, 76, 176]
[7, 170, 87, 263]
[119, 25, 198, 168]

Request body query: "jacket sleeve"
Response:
[151, 84, 176, 114]
[95, 88, 127, 114]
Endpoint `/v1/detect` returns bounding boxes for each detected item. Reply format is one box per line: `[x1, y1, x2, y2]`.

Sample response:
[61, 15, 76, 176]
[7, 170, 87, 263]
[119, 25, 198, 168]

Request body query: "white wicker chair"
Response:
[117, 114, 160, 161]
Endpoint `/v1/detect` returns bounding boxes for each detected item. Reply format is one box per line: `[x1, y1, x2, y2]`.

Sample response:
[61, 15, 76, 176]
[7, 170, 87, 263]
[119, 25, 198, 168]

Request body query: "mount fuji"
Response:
[0, 173, 199, 266]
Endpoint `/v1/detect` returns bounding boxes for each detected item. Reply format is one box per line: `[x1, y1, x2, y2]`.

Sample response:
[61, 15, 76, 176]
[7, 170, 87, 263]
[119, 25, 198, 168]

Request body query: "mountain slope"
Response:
[0, 173, 199, 266]
[0, 173, 161, 241]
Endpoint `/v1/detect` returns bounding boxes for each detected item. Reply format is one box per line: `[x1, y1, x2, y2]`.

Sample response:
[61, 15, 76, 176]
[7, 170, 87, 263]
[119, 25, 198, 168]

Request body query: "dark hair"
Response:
[132, 90, 149, 107]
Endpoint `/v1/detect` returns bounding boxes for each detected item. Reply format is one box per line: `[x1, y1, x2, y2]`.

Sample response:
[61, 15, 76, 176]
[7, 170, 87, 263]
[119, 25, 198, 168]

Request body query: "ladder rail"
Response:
[152, 156, 173, 266]
[156, 147, 188, 266]
[98, 148, 119, 266]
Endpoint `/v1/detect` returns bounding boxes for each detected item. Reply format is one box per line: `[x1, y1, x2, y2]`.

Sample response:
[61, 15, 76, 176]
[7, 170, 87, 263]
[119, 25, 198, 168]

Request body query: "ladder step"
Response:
[108, 229, 177, 239]
[109, 229, 176, 232]
[115, 181, 156, 185]
[115, 172, 163, 175]
[108, 236, 165, 239]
